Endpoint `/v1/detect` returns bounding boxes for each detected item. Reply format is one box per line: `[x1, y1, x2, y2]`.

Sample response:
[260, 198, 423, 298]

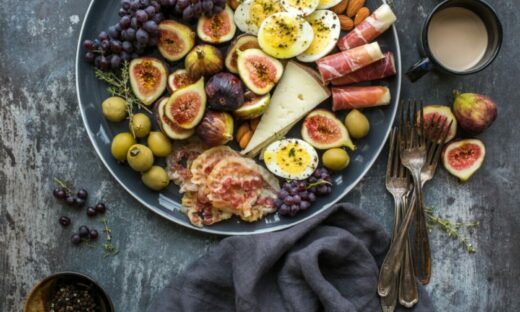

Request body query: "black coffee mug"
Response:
[407, 0, 502, 82]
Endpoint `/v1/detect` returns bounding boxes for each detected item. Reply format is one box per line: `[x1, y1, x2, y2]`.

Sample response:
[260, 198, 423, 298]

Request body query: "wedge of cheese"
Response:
[242, 61, 331, 157]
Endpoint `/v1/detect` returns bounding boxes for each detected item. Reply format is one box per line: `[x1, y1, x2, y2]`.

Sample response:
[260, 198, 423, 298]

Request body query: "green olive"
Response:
[345, 109, 370, 139]
[322, 148, 350, 171]
[129, 113, 152, 138]
[147, 131, 173, 157]
[102, 96, 128, 122]
[142, 166, 170, 191]
[127, 144, 154, 172]
[111, 132, 136, 162]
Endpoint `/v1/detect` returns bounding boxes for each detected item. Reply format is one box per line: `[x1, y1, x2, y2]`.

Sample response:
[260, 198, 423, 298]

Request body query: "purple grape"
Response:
[94, 56, 102, 68]
[168, 0, 177, 6]
[126, 28, 136, 40]
[279, 204, 290, 215]
[89, 229, 99, 240]
[71, 233, 81, 245]
[59, 216, 71, 227]
[111, 55, 122, 69]
[121, 51, 131, 61]
[153, 12, 164, 23]
[145, 5, 156, 16]
[316, 185, 330, 196]
[131, 16, 140, 29]
[83, 39, 95, 51]
[87, 207, 97, 217]
[122, 41, 134, 52]
[213, 5, 224, 14]
[308, 192, 316, 202]
[108, 25, 120, 39]
[143, 20, 158, 34]
[299, 191, 309, 200]
[293, 195, 301, 205]
[140, 0, 150, 6]
[78, 225, 90, 238]
[120, 15, 131, 28]
[300, 201, 311, 210]
[290, 205, 300, 216]
[182, 6, 194, 20]
[136, 9, 148, 23]
[98, 31, 109, 41]
[283, 183, 292, 191]
[283, 196, 294, 206]
[53, 188, 67, 200]
[118, 8, 128, 17]
[110, 40, 122, 53]
[122, 0, 132, 9]
[151, 0, 161, 10]
[101, 39, 110, 50]
[192, 2, 202, 14]
[176, 0, 189, 10]
[76, 197, 86, 208]
[131, 1, 140, 10]
[95, 202, 107, 214]
[99, 56, 110, 70]
[65, 196, 76, 206]
[278, 189, 289, 198]
[274, 198, 283, 208]
[202, 0, 213, 12]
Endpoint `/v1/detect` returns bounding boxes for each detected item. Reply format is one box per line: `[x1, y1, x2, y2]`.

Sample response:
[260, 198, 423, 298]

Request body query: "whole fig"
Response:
[453, 91, 497, 134]
[206, 73, 244, 111]
[196, 110, 234, 146]
[185, 44, 223, 80]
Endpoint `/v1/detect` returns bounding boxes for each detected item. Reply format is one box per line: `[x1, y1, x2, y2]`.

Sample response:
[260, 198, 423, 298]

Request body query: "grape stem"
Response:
[306, 179, 332, 189]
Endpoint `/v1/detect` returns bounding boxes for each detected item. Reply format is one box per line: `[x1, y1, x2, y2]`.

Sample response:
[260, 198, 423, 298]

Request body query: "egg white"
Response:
[297, 10, 341, 62]
[234, 0, 284, 35]
[280, 0, 320, 17]
[317, 0, 342, 9]
[263, 139, 319, 180]
[258, 12, 314, 59]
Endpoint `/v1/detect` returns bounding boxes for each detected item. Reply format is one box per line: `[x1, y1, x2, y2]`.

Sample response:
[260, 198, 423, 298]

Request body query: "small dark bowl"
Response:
[24, 272, 114, 312]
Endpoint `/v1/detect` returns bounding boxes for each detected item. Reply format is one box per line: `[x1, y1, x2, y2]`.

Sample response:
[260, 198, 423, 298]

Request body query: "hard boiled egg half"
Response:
[317, 0, 342, 9]
[234, 0, 284, 35]
[263, 139, 319, 180]
[258, 12, 314, 59]
[280, 0, 320, 17]
[297, 10, 341, 62]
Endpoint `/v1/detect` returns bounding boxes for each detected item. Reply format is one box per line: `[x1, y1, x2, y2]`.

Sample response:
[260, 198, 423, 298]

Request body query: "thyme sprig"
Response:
[95, 61, 151, 137]
[425, 207, 479, 254]
[54, 177, 74, 193]
[101, 217, 119, 257]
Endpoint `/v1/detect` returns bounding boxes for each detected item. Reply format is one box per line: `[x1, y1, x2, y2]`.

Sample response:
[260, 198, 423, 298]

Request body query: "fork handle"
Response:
[399, 196, 419, 307]
[413, 194, 432, 285]
[377, 190, 418, 297]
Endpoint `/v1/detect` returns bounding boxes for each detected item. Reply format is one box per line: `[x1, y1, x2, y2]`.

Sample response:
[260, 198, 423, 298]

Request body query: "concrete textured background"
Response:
[1, 0, 519, 311]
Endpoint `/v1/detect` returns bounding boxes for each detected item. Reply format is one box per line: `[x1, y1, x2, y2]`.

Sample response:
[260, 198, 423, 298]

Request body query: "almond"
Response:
[239, 131, 253, 149]
[228, 0, 239, 10]
[346, 0, 365, 17]
[331, 0, 349, 15]
[339, 15, 354, 31]
[354, 7, 370, 26]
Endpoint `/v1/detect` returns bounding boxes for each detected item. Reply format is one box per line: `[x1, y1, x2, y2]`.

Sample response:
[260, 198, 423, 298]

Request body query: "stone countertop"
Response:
[1, 0, 519, 311]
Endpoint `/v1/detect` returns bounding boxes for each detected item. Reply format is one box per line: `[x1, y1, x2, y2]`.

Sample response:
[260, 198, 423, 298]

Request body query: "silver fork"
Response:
[412, 115, 452, 285]
[380, 128, 416, 312]
[378, 100, 427, 297]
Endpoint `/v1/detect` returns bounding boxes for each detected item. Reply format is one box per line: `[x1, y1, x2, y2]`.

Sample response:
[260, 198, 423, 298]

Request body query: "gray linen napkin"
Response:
[148, 203, 433, 312]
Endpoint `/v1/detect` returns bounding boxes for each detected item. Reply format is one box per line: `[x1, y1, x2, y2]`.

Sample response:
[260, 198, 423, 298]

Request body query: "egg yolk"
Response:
[264, 143, 312, 175]
[285, 0, 315, 10]
[306, 18, 332, 54]
[250, 0, 283, 28]
[262, 15, 301, 49]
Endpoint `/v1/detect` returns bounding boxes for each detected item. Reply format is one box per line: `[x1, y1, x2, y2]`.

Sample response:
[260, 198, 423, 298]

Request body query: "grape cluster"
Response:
[160, 0, 227, 21]
[275, 168, 333, 217]
[83, 0, 165, 70]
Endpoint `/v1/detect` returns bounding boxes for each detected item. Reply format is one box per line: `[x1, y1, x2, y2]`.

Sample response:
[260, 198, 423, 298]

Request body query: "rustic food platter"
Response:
[76, 0, 401, 234]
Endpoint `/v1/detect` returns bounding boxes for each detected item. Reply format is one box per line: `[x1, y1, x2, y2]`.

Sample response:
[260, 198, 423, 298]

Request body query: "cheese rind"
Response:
[241, 61, 331, 157]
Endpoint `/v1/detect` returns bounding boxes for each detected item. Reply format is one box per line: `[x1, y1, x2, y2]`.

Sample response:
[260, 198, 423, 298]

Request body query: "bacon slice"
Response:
[316, 42, 384, 83]
[337, 4, 397, 51]
[190, 146, 239, 186]
[166, 139, 207, 193]
[182, 192, 232, 227]
[331, 52, 396, 86]
[332, 86, 391, 111]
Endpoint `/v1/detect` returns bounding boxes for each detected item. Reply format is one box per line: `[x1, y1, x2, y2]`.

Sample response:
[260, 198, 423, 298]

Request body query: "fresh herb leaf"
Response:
[101, 217, 119, 257]
[288, 147, 296, 157]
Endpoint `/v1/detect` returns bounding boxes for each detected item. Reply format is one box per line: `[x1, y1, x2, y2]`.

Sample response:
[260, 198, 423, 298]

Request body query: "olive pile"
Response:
[105, 96, 171, 192]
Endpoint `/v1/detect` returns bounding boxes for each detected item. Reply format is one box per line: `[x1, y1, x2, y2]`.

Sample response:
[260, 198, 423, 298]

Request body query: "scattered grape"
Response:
[53, 188, 67, 200]
[87, 207, 97, 217]
[89, 229, 99, 240]
[59, 216, 71, 227]
[79, 225, 90, 238]
[77, 189, 88, 200]
[71, 233, 82, 245]
[95, 202, 107, 214]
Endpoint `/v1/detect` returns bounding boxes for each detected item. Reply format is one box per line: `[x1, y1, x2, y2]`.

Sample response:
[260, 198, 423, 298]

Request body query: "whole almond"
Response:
[346, 0, 365, 17]
[331, 0, 349, 15]
[354, 7, 370, 26]
[228, 0, 239, 10]
[339, 15, 354, 31]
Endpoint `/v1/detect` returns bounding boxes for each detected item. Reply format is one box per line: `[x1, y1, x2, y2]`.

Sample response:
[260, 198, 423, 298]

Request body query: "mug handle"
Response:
[406, 58, 432, 82]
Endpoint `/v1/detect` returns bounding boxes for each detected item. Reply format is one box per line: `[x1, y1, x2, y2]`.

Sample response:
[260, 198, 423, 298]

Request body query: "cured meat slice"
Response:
[316, 42, 384, 83]
[332, 86, 391, 111]
[331, 52, 396, 86]
[337, 4, 397, 51]
[190, 146, 239, 186]
[166, 139, 207, 193]
[240, 188, 278, 222]
[182, 192, 232, 227]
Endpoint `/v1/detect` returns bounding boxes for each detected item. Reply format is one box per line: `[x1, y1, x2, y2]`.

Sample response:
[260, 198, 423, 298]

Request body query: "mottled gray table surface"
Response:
[1, 0, 519, 311]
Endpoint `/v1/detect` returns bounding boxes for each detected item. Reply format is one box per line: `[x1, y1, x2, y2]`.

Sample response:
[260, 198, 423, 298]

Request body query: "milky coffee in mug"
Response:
[407, 0, 502, 82]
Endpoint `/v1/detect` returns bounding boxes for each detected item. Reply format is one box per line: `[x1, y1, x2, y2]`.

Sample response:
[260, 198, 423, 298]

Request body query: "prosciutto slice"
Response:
[316, 42, 384, 83]
[331, 52, 396, 86]
[337, 4, 397, 51]
[332, 86, 391, 111]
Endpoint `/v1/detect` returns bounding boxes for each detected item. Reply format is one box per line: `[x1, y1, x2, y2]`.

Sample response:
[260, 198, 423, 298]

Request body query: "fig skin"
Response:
[205, 72, 245, 111]
[167, 69, 197, 94]
[129, 57, 168, 106]
[153, 97, 195, 140]
[165, 77, 207, 129]
[453, 91, 497, 134]
[185, 44, 224, 80]
[234, 92, 270, 120]
[225, 34, 260, 74]
[157, 20, 196, 62]
[442, 139, 486, 182]
[237, 49, 283, 95]
[196, 110, 234, 146]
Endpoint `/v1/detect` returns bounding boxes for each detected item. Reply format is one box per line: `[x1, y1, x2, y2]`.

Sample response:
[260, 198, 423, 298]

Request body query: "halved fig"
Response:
[237, 48, 283, 95]
[154, 97, 194, 140]
[129, 57, 168, 106]
[225, 34, 260, 74]
[234, 92, 270, 119]
[197, 5, 236, 44]
[165, 77, 206, 129]
[158, 20, 196, 62]
[167, 69, 197, 93]
[418, 105, 457, 142]
[301, 109, 356, 150]
[442, 139, 485, 182]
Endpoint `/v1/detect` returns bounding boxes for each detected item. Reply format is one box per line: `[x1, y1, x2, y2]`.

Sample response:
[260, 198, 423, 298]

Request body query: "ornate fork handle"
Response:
[378, 167, 422, 297]
[399, 193, 419, 307]
[411, 187, 432, 285]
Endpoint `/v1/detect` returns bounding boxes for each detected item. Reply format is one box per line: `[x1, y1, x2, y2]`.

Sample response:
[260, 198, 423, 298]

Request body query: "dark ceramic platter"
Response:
[76, 0, 401, 235]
